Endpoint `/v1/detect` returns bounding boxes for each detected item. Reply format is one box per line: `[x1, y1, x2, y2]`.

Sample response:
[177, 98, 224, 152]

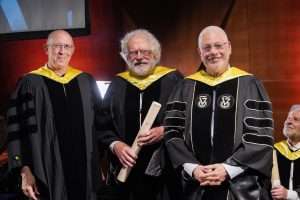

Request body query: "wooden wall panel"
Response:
[118, 0, 300, 142]
[119, 0, 233, 76]
[246, 0, 300, 141]
[225, 0, 249, 72]
[1, 0, 300, 143]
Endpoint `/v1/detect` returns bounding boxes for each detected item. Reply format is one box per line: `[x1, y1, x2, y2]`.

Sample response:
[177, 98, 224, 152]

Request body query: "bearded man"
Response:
[99, 29, 183, 200]
[272, 105, 300, 200]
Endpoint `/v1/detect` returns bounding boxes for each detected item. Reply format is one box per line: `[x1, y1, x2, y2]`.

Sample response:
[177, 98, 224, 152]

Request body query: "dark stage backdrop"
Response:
[1, 0, 300, 143]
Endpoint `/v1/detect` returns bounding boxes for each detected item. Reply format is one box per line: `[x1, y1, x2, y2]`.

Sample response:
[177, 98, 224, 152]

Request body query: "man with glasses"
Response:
[7, 30, 101, 200]
[100, 29, 183, 200]
[271, 105, 300, 200]
[164, 26, 274, 199]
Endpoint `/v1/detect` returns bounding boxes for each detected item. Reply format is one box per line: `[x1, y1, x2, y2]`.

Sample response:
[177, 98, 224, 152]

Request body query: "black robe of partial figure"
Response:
[164, 67, 274, 200]
[7, 66, 101, 200]
[99, 66, 183, 200]
[275, 140, 300, 198]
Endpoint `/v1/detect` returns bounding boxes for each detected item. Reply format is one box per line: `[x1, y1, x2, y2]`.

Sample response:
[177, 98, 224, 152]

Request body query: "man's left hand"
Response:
[137, 126, 164, 146]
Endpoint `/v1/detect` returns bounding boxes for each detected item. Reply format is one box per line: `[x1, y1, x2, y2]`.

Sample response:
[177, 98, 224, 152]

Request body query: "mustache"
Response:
[134, 61, 148, 66]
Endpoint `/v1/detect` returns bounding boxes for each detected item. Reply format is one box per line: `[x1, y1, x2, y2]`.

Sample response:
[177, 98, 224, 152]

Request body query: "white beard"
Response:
[128, 60, 156, 76]
[283, 128, 299, 139]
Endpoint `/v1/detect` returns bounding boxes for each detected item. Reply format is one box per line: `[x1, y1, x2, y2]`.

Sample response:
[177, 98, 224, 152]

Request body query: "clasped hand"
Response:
[193, 164, 229, 186]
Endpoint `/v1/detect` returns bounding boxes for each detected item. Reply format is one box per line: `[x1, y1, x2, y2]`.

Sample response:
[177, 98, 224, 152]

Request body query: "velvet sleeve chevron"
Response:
[7, 76, 37, 169]
[164, 81, 200, 169]
[225, 76, 274, 177]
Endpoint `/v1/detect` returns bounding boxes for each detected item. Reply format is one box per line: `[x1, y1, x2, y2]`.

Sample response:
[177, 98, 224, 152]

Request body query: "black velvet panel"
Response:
[7, 125, 37, 141]
[123, 79, 163, 195]
[277, 149, 291, 188]
[7, 92, 37, 140]
[276, 149, 300, 190]
[164, 130, 184, 141]
[212, 80, 237, 163]
[9, 93, 33, 107]
[124, 83, 140, 146]
[245, 118, 273, 129]
[192, 80, 237, 164]
[166, 101, 186, 112]
[192, 83, 213, 165]
[164, 117, 185, 127]
[245, 100, 272, 111]
[124, 80, 162, 146]
[43, 77, 87, 200]
[243, 134, 273, 146]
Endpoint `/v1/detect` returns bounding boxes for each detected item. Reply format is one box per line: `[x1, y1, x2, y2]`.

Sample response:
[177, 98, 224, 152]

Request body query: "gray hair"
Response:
[290, 104, 300, 112]
[120, 29, 161, 64]
[198, 26, 229, 48]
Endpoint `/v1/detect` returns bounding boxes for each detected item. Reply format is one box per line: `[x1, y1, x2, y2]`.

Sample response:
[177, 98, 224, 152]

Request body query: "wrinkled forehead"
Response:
[127, 34, 151, 50]
[47, 32, 74, 45]
[288, 109, 300, 117]
[201, 31, 227, 45]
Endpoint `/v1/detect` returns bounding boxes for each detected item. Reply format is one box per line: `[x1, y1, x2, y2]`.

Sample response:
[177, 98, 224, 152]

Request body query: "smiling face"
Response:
[44, 30, 75, 71]
[198, 27, 231, 77]
[126, 34, 157, 76]
[283, 108, 300, 143]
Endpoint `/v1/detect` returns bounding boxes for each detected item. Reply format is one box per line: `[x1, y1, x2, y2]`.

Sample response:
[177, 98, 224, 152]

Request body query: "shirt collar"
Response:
[287, 139, 300, 151]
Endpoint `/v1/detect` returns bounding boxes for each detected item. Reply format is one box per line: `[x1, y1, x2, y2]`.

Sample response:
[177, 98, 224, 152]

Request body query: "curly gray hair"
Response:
[120, 29, 161, 65]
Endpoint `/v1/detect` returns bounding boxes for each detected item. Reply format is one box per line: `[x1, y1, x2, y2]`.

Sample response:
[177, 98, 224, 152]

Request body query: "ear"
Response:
[197, 47, 202, 57]
[227, 41, 232, 55]
[71, 46, 75, 55]
[43, 44, 49, 54]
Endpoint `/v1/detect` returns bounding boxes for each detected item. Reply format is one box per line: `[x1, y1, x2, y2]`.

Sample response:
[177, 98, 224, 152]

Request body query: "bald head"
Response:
[44, 30, 75, 75]
[198, 26, 228, 48]
[47, 30, 74, 45]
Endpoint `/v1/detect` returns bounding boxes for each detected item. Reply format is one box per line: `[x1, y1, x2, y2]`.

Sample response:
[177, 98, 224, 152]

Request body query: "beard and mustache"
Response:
[283, 125, 300, 139]
[127, 58, 157, 76]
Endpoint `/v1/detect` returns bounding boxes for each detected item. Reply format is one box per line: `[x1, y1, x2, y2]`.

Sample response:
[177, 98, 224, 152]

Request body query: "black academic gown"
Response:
[164, 67, 274, 200]
[99, 66, 183, 200]
[275, 140, 300, 198]
[7, 66, 101, 200]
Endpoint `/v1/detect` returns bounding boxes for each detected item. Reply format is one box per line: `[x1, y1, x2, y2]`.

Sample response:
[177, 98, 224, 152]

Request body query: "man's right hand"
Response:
[271, 184, 288, 200]
[113, 141, 137, 168]
[192, 165, 211, 183]
[21, 166, 39, 200]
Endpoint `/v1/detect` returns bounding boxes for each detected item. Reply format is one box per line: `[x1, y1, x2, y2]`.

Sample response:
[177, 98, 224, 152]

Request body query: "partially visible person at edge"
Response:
[7, 30, 101, 200]
[0, 115, 8, 167]
[0, 115, 18, 200]
[271, 105, 300, 200]
[163, 25, 274, 199]
[99, 29, 183, 200]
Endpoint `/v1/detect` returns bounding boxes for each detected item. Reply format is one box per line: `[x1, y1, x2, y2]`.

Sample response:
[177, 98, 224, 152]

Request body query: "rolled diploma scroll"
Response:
[117, 101, 161, 182]
[272, 149, 281, 185]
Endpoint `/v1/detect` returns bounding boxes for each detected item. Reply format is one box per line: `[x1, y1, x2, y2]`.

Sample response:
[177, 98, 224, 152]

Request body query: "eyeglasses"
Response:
[128, 49, 152, 58]
[201, 42, 228, 52]
[46, 43, 74, 51]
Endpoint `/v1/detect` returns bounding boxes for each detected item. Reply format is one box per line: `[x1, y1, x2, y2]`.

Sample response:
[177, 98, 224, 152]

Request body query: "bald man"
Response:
[7, 30, 101, 200]
[164, 26, 274, 200]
